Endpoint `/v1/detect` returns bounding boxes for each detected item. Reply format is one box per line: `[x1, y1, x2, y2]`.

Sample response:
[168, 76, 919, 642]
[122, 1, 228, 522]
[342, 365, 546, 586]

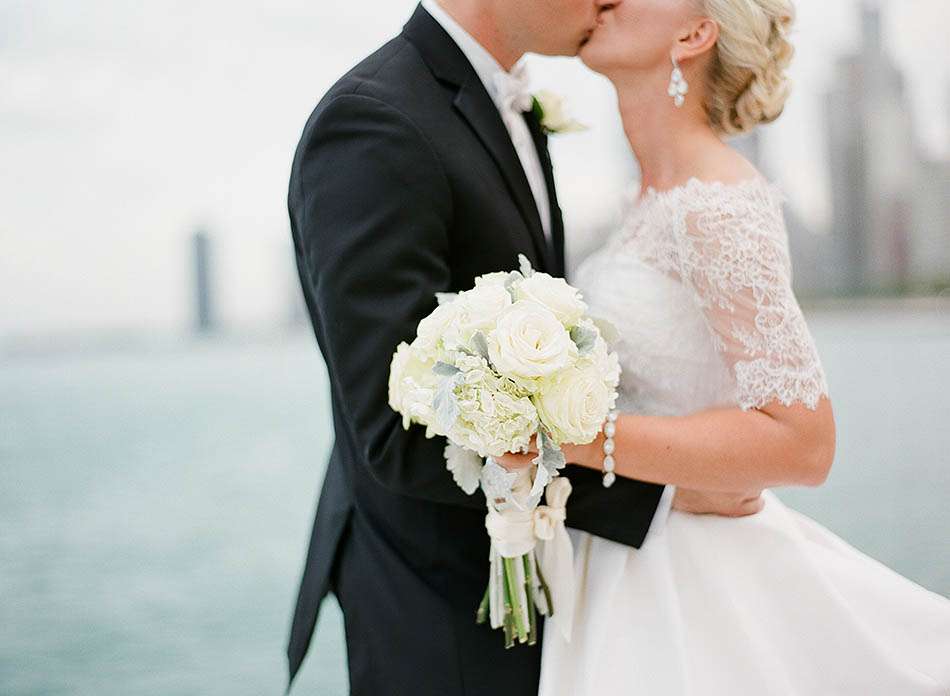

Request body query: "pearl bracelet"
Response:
[602, 410, 617, 488]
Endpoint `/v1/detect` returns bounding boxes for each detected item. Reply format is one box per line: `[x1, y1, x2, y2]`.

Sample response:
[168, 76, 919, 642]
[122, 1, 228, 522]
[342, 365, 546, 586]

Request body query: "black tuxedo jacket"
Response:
[287, 6, 664, 694]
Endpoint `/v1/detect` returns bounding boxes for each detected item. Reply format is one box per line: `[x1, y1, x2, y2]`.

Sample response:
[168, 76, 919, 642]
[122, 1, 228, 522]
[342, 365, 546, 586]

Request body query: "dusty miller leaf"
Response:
[533, 428, 566, 476]
[433, 361, 461, 377]
[471, 332, 490, 361]
[518, 254, 535, 278]
[570, 325, 597, 356]
[433, 373, 462, 432]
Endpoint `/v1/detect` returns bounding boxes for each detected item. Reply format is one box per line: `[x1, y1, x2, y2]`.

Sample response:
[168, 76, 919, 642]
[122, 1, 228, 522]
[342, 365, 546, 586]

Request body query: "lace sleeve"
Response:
[676, 183, 829, 411]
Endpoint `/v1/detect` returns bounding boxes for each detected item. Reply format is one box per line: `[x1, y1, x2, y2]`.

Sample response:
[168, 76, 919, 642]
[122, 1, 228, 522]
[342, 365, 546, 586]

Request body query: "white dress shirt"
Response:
[421, 0, 551, 241]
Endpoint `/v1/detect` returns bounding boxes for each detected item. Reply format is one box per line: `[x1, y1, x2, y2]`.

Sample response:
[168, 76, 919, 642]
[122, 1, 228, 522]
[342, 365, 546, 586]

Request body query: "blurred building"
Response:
[192, 229, 217, 333]
[824, 2, 950, 295]
[909, 157, 950, 288]
[733, 131, 832, 298]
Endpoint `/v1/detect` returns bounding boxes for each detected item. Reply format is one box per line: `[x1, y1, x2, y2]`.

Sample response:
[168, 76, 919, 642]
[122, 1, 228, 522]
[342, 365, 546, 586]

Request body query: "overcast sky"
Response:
[2, 0, 948, 339]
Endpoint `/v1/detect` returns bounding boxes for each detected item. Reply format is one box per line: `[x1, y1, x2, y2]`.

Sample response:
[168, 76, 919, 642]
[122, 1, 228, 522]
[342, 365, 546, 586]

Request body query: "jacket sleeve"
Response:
[290, 92, 484, 510]
[562, 464, 665, 549]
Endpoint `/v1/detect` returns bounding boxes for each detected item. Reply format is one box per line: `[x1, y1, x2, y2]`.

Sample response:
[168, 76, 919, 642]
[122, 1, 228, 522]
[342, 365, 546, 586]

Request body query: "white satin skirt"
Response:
[539, 491, 950, 695]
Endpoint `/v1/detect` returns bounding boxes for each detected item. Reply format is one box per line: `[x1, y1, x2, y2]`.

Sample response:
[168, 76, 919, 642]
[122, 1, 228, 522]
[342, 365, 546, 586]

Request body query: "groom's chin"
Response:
[574, 28, 596, 56]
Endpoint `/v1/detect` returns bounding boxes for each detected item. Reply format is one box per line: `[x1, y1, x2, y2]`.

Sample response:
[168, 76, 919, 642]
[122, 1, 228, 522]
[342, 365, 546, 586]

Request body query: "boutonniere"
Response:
[531, 89, 588, 135]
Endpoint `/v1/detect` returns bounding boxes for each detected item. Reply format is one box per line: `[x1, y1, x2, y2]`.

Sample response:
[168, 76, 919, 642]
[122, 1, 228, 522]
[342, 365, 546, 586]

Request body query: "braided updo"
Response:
[700, 0, 796, 135]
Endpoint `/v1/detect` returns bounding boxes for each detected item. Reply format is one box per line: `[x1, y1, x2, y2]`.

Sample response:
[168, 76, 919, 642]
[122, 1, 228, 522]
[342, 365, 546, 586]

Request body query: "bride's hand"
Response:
[672, 487, 765, 517]
[494, 436, 539, 471]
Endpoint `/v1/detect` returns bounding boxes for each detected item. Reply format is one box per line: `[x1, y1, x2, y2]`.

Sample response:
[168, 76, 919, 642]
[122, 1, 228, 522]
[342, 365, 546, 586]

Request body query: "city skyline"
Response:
[2, 0, 949, 340]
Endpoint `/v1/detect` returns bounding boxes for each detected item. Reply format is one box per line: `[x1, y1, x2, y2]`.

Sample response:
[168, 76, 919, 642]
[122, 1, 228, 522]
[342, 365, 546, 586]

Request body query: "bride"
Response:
[498, 0, 950, 692]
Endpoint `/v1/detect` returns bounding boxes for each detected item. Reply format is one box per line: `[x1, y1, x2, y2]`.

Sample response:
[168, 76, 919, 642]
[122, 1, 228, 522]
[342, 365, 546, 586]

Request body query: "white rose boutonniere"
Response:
[531, 89, 587, 135]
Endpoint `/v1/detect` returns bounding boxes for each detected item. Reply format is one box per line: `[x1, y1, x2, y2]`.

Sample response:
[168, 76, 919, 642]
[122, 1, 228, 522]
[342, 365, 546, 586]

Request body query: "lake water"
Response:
[2, 309, 949, 695]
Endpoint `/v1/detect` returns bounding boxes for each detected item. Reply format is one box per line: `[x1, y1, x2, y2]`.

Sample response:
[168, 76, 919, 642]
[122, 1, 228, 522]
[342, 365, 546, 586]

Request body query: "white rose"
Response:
[535, 361, 612, 445]
[454, 284, 512, 347]
[535, 89, 587, 134]
[474, 271, 515, 288]
[586, 334, 621, 393]
[415, 301, 462, 358]
[488, 300, 576, 380]
[513, 272, 587, 327]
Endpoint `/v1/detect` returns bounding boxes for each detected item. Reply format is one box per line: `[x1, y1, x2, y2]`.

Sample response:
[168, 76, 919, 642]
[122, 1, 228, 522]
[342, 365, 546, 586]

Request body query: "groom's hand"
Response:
[672, 487, 765, 517]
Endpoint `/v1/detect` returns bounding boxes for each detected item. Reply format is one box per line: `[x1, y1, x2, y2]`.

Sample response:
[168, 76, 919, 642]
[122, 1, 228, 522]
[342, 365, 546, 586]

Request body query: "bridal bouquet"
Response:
[388, 256, 620, 647]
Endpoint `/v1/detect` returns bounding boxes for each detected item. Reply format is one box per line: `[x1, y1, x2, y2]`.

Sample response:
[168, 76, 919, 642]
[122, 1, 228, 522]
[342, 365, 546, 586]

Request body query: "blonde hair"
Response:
[700, 0, 796, 135]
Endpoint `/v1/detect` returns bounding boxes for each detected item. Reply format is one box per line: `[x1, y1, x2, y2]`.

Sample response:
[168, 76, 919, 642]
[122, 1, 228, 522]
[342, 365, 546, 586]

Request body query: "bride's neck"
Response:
[615, 79, 724, 194]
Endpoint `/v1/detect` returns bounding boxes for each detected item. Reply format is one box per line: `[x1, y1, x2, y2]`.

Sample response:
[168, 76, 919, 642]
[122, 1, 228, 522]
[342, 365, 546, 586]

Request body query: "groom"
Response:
[287, 1, 760, 693]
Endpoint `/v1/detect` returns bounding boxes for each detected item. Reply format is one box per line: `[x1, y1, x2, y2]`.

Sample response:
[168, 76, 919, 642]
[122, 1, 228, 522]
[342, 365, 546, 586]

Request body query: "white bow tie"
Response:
[493, 63, 534, 115]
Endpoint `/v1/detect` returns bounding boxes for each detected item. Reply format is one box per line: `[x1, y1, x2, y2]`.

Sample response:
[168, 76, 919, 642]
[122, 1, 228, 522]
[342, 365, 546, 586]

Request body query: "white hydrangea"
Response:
[446, 355, 538, 458]
[387, 342, 438, 430]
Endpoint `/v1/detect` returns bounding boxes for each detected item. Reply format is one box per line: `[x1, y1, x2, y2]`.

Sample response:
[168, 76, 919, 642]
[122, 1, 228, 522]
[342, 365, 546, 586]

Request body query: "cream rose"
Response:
[474, 271, 514, 289]
[454, 284, 512, 347]
[534, 89, 587, 134]
[488, 300, 576, 380]
[586, 334, 621, 394]
[415, 301, 462, 358]
[513, 272, 588, 327]
[534, 362, 612, 445]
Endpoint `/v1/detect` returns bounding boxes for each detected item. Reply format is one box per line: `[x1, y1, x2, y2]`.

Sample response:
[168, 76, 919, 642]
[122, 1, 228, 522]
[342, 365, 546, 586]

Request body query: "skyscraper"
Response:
[732, 130, 830, 297]
[192, 228, 216, 333]
[909, 156, 950, 288]
[825, 2, 916, 293]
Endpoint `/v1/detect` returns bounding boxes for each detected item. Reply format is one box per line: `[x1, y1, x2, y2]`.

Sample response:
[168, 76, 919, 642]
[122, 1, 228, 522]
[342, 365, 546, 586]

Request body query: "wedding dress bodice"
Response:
[574, 176, 829, 418]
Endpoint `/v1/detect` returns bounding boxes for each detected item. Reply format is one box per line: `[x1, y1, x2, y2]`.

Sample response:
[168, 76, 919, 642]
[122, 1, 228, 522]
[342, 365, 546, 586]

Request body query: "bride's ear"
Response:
[675, 17, 719, 62]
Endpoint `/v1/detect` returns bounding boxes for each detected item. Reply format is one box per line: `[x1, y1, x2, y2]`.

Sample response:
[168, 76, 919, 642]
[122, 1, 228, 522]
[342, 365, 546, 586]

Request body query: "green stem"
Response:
[503, 556, 528, 641]
[502, 567, 515, 649]
[523, 554, 538, 645]
[476, 584, 490, 625]
[534, 555, 554, 617]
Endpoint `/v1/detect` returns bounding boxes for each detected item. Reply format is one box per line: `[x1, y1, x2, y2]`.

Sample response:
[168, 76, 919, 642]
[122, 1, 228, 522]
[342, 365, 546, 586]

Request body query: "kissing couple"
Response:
[286, 0, 950, 693]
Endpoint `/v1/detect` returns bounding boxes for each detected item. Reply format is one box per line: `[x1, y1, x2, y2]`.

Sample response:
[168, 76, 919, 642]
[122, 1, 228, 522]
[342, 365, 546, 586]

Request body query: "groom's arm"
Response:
[561, 465, 666, 549]
[290, 91, 484, 511]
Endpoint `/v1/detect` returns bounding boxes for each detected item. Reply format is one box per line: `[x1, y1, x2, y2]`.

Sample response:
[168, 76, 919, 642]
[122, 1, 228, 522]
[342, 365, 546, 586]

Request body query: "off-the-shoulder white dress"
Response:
[539, 178, 950, 695]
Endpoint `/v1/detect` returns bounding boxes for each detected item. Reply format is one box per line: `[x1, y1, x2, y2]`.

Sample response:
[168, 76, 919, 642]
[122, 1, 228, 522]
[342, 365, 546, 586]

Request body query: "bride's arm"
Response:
[515, 190, 838, 494]
[562, 397, 836, 492]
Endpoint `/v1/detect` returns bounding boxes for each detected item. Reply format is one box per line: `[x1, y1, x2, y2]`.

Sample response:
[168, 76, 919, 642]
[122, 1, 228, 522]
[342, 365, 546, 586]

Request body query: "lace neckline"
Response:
[635, 175, 780, 207]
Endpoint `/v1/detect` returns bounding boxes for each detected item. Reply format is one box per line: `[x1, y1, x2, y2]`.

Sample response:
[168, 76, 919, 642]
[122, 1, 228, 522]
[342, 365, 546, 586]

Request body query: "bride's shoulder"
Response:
[639, 147, 784, 216]
[694, 145, 760, 184]
[684, 150, 782, 211]
[659, 148, 786, 234]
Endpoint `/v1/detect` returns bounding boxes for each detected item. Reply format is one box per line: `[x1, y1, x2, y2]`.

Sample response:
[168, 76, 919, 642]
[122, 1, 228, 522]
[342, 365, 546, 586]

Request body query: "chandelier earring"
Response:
[668, 54, 689, 108]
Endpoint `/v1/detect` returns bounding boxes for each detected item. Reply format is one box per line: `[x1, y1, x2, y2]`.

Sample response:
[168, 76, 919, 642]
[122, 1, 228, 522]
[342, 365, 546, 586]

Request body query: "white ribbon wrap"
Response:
[485, 472, 576, 643]
[533, 477, 575, 642]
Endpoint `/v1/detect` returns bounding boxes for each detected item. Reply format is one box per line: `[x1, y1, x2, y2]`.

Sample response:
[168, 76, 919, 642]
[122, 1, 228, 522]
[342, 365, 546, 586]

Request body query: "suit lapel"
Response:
[402, 5, 555, 275]
[524, 111, 566, 278]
